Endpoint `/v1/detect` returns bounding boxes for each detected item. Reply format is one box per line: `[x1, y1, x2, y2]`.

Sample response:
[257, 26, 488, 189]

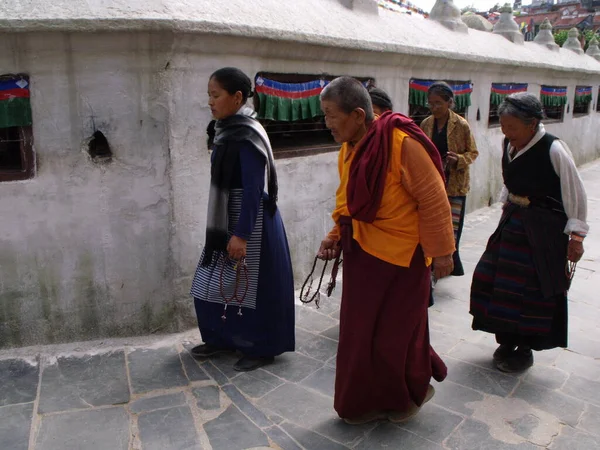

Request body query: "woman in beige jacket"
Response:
[421, 81, 478, 277]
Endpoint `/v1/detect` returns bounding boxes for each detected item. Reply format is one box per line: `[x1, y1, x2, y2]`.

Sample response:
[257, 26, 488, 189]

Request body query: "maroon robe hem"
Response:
[334, 216, 447, 419]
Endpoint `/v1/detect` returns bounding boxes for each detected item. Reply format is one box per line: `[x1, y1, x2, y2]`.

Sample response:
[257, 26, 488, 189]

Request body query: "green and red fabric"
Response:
[0, 77, 31, 128]
[409, 79, 473, 110]
[255, 77, 329, 122]
[490, 83, 528, 105]
[575, 86, 593, 104]
[540, 86, 567, 107]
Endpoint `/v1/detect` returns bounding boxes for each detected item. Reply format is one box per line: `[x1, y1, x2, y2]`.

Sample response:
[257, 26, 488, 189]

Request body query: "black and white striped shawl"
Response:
[201, 107, 278, 267]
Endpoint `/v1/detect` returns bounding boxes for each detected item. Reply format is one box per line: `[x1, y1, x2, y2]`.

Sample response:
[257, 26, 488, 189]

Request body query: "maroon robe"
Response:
[334, 216, 447, 418]
[347, 111, 445, 223]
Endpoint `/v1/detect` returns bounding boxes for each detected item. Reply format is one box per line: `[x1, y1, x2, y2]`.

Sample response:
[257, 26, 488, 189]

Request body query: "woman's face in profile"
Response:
[321, 100, 365, 144]
[207, 77, 242, 120]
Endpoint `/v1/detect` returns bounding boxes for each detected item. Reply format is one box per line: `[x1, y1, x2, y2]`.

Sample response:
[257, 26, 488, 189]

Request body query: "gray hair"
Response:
[497, 92, 544, 127]
[320, 77, 374, 121]
[428, 81, 454, 101]
[428, 81, 455, 109]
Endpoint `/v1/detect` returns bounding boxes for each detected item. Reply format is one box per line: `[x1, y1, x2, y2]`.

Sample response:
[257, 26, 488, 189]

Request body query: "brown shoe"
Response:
[388, 384, 435, 423]
[343, 410, 387, 425]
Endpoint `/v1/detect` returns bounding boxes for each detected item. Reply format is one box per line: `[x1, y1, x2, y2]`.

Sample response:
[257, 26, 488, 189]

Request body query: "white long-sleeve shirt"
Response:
[500, 124, 589, 235]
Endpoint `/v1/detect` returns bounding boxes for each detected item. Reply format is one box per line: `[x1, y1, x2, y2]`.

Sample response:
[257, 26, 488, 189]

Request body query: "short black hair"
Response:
[210, 67, 254, 102]
[368, 87, 393, 112]
[320, 76, 374, 121]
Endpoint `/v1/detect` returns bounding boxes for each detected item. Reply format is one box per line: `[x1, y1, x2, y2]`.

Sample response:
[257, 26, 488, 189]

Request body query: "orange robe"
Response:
[328, 128, 455, 264]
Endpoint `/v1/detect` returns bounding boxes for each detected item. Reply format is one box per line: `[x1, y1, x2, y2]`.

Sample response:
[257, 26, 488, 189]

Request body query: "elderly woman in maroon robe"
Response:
[317, 77, 456, 424]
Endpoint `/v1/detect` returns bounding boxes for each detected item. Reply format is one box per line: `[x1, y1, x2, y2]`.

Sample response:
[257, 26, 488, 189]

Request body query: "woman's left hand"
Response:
[446, 152, 459, 166]
[567, 239, 584, 263]
[227, 236, 247, 261]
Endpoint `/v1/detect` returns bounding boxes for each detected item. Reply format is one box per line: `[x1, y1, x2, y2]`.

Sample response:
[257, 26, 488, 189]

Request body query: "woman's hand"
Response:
[446, 152, 459, 167]
[567, 239, 584, 263]
[318, 238, 339, 261]
[227, 236, 247, 261]
[433, 254, 454, 280]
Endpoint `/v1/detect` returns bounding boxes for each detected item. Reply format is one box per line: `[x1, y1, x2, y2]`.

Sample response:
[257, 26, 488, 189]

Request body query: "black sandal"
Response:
[190, 344, 235, 359]
[496, 347, 533, 373]
[233, 356, 274, 372]
[493, 344, 517, 363]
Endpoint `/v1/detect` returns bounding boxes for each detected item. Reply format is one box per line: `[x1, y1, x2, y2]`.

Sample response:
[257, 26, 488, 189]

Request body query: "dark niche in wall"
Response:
[88, 130, 112, 162]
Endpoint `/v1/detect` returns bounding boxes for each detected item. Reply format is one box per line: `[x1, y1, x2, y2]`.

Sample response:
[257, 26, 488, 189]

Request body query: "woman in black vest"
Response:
[470, 93, 588, 373]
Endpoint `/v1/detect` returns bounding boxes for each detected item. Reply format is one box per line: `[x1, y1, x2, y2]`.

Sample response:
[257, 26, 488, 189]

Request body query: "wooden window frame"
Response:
[487, 83, 528, 128]
[254, 72, 375, 159]
[541, 85, 566, 124]
[488, 103, 500, 128]
[408, 104, 434, 127]
[0, 73, 34, 182]
[573, 101, 590, 117]
[0, 125, 34, 182]
[544, 105, 565, 123]
[573, 85, 592, 118]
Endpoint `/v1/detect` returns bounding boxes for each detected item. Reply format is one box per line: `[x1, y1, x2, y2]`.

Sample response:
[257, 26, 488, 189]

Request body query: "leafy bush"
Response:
[554, 29, 599, 51]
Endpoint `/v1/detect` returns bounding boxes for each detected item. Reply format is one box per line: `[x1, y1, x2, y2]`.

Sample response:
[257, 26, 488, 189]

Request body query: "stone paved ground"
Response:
[2, 160, 600, 450]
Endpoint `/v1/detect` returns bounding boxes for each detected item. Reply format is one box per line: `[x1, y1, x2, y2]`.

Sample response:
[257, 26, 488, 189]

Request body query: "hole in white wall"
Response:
[88, 130, 112, 162]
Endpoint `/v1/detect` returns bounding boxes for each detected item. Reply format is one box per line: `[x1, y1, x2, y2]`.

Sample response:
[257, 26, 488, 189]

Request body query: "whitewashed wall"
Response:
[1, 29, 599, 347]
[0, 32, 177, 347]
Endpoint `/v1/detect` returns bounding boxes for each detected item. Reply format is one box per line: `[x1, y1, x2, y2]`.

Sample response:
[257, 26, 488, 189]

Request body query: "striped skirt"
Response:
[191, 188, 263, 312]
[449, 196, 466, 276]
[469, 205, 568, 349]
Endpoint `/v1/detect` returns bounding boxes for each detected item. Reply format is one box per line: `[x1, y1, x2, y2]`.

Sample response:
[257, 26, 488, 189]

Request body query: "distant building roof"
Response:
[377, 0, 428, 17]
[516, 12, 560, 27]
[513, 3, 600, 30]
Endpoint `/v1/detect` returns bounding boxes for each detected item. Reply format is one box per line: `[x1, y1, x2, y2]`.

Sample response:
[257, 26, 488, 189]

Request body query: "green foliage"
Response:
[554, 29, 598, 51]
[554, 30, 569, 47]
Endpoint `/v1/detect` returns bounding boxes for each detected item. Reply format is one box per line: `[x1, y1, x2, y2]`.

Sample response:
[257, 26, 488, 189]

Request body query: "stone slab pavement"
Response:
[2, 160, 600, 450]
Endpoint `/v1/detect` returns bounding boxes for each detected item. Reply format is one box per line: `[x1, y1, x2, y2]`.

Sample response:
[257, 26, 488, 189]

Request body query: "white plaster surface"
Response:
[1, 0, 600, 74]
[493, 11, 525, 44]
[430, 0, 468, 33]
[0, 33, 178, 347]
[564, 29, 584, 55]
[462, 14, 493, 32]
[0, 2, 599, 346]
